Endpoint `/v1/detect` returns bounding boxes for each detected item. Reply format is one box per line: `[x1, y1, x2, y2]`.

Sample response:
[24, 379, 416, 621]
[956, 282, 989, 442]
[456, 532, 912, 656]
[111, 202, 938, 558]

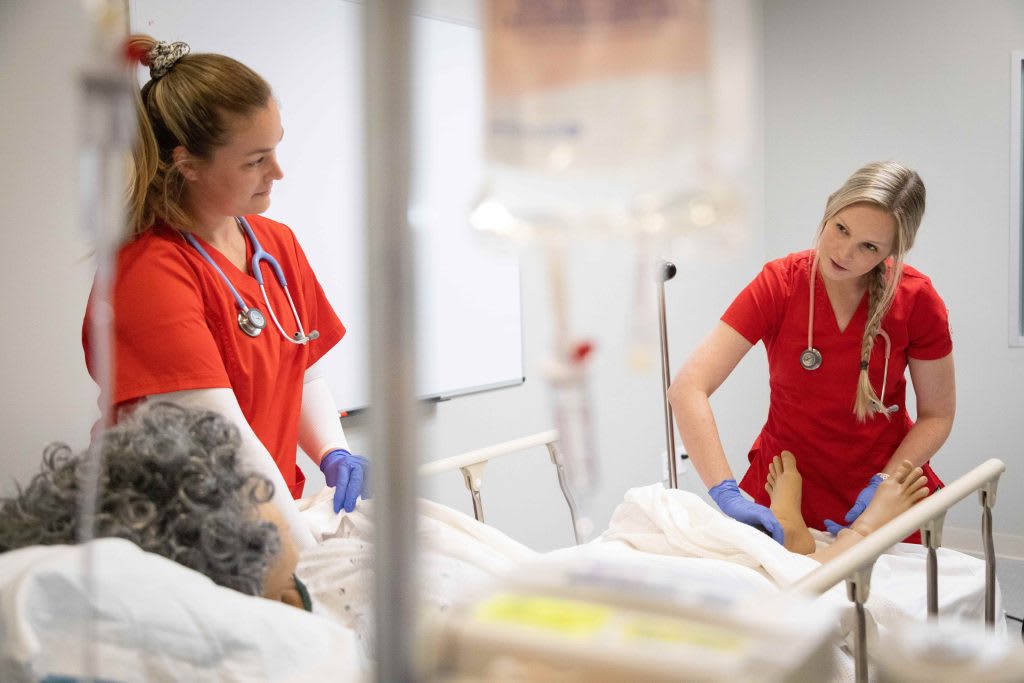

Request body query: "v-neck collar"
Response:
[814, 268, 868, 336]
[186, 222, 255, 282]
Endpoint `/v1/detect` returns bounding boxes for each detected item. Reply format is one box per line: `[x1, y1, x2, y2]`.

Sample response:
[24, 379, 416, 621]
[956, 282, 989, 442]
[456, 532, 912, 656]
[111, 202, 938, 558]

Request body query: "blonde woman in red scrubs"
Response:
[668, 161, 955, 547]
[83, 37, 366, 550]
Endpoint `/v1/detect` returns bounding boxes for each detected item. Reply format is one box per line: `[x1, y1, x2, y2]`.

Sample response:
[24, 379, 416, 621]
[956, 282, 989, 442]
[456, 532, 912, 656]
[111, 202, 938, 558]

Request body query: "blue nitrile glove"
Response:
[823, 518, 846, 536]
[843, 474, 885, 525]
[708, 479, 785, 545]
[319, 449, 370, 513]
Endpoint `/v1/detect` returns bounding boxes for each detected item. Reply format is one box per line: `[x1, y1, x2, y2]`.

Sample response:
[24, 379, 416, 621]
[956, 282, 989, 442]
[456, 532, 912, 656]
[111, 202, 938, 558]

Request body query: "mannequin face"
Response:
[817, 202, 897, 284]
[257, 502, 304, 609]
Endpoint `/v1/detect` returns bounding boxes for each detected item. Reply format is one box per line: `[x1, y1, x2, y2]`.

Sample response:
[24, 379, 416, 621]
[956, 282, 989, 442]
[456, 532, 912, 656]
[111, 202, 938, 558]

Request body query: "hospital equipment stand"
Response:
[657, 261, 680, 489]
[366, 2, 419, 681]
[981, 481, 999, 626]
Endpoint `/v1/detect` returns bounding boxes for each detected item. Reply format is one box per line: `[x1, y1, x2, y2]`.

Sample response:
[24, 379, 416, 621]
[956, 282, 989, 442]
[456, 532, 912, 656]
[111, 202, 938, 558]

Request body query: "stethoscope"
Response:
[801, 258, 897, 415]
[182, 217, 319, 344]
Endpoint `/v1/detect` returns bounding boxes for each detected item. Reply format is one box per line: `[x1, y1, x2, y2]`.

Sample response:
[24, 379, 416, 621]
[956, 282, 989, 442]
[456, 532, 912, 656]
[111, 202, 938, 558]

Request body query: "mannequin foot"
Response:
[765, 451, 816, 554]
[849, 460, 930, 536]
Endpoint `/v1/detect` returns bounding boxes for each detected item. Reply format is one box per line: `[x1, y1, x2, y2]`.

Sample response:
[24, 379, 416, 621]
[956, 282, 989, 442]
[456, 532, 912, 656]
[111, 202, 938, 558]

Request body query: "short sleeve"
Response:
[721, 259, 791, 345]
[284, 229, 346, 368]
[907, 278, 952, 360]
[102, 248, 230, 403]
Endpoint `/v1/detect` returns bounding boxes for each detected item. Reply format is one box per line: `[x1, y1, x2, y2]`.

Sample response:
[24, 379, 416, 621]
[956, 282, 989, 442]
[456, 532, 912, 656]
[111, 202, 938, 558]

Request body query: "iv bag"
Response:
[471, 0, 750, 241]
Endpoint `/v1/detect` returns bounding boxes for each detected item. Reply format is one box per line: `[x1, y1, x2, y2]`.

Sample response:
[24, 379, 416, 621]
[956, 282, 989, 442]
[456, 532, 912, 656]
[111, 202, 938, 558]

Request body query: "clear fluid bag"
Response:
[471, 0, 751, 242]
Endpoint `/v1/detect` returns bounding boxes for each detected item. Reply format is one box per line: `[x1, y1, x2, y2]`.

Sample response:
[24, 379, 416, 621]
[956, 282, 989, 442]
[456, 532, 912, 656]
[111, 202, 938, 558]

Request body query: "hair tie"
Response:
[149, 41, 190, 79]
[860, 360, 869, 370]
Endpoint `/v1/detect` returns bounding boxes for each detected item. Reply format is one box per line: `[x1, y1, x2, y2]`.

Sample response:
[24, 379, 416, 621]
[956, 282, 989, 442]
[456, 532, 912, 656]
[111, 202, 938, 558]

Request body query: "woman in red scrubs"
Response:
[82, 37, 367, 550]
[667, 161, 954, 545]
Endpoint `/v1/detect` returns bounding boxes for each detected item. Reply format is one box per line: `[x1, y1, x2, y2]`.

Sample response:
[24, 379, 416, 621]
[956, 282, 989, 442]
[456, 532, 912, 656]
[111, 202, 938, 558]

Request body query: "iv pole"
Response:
[366, 2, 419, 682]
[657, 260, 680, 489]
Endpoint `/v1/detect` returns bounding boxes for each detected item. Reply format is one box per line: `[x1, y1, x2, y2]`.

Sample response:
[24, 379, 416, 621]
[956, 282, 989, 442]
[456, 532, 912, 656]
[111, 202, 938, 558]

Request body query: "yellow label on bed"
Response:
[475, 594, 610, 637]
[624, 617, 745, 652]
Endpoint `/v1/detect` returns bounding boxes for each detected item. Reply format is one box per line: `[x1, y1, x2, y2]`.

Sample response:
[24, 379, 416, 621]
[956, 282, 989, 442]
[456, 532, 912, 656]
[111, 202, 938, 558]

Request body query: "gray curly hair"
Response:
[0, 402, 281, 596]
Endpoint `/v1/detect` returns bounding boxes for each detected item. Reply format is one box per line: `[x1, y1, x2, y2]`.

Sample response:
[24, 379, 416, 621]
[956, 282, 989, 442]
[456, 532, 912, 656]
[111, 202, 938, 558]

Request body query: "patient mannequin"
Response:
[0, 402, 307, 610]
[765, 451, 930, 562]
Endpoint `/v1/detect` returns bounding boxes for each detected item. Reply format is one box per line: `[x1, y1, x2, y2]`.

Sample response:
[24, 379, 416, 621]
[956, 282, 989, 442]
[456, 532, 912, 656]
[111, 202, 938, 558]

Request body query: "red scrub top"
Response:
[722, 250, 952, 532]
[83, 215, 346, 499]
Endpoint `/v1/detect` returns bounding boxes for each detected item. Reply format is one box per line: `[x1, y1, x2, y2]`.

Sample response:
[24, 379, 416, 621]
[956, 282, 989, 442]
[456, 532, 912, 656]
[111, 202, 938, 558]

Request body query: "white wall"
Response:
[0, 0, 765, 553]
[5, 0, 1023, 636]
[763, 0, 1024, 549]
[9, 0, 1019, 557]
[0, 1, 98, 488]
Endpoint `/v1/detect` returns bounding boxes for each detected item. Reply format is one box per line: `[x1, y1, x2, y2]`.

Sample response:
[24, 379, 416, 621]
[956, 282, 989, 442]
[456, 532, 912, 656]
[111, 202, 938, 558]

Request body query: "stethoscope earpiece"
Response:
[870, 399, 899, 415]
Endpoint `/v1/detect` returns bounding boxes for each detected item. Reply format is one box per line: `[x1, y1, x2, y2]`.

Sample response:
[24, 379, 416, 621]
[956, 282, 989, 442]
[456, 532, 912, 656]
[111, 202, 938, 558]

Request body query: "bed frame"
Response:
[418, 430, 584, 544]
[786, 457, 1006, 682]
[421, 431, 1007, 683]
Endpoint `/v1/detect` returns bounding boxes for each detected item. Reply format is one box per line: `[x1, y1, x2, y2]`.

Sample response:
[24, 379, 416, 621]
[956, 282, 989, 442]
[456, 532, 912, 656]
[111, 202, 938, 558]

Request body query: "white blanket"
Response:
[600, 484, 997, 623]
[597, 484, 1002, 682]
[0, 538, 362, 683]
[0, 484, 990, 682]
[297, 491, 534, 658]
[298, 484, 999, 682]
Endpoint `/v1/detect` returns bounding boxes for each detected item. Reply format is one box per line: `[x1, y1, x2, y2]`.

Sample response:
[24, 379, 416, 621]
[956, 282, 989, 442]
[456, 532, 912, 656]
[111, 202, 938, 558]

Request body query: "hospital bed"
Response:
[417, 431, 1016, 682]
[0, 429, 1013, 682]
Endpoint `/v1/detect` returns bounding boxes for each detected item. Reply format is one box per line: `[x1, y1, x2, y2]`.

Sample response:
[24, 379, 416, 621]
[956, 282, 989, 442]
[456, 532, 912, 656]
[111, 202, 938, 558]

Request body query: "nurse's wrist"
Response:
[317, 443, 351, 466]
[707, 478, 739, 507]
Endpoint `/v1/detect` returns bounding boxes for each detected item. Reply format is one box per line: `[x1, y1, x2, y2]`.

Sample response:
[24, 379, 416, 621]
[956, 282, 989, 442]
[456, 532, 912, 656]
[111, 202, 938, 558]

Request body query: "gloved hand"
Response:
[319, 449, 370, 513]
[708, 479, 785, 545]
[823, 518, 846, 536]
[843, 474, 885, 525]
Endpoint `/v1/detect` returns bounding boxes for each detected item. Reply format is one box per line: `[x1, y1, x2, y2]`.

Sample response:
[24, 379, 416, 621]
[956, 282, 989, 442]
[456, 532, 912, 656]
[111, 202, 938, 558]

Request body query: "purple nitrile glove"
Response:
[319, 449, 370, 513]
[823, 518, 846, 536]
[844, 474, 885, 525]
[708, 478, 785, 545]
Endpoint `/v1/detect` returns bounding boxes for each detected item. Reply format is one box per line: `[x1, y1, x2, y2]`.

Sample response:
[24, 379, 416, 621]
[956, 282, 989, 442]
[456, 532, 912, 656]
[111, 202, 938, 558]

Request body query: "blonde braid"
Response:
[813, 161, 924, 420]
[853, 256, 903, 421]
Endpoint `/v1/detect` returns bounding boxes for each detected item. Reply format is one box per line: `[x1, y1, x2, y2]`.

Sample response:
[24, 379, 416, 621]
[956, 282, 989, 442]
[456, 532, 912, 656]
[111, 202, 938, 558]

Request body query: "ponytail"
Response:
[124, 34, 272, 240]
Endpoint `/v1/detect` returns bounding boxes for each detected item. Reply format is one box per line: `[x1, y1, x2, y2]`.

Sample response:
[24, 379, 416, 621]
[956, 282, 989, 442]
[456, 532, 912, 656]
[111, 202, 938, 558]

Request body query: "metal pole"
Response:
[460, 464, 487, 524]
[926, 545, 938, 617]
[657, 261, 679, 488]
[920, 515, 944, 619]
[79, 3, 133, 678]
[366, 2, 418, 681]
[854, 601, 868, 683]
[982, 496, 997, 627]
[547, 442, 584, 544]
[845, 566, 874, 683]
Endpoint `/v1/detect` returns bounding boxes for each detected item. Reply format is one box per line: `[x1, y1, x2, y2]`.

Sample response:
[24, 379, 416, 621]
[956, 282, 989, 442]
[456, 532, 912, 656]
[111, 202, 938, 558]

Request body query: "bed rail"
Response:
[418, 430, 582, 544]
[785, 457, 1006, 683]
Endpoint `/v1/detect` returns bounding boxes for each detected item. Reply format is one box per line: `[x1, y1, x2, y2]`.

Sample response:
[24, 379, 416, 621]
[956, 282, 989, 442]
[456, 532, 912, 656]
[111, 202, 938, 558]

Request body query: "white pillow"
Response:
[0, 538, 364, 683]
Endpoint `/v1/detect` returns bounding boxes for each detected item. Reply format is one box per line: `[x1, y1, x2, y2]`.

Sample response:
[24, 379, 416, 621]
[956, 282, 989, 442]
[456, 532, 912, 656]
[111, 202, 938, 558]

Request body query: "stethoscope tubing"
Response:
[239, 217, 315, 344]
[181, 230, 251, 314]
[804, 256, 895, 414]
[182, 217, 317, 344]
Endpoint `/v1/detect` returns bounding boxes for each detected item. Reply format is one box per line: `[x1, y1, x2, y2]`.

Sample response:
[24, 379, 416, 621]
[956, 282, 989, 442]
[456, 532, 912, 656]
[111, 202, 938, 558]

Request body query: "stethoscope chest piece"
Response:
[183, 217, 319, 345]
[238, 307, 266, 338]
[800, 347, 823, 371]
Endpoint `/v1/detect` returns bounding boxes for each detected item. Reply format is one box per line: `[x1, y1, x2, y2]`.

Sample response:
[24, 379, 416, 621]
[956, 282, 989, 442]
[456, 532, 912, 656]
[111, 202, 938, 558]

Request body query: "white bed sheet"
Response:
[0, 538, 362, 683]
[297, 483, 1000, 682]
[0, 482, 992, 682]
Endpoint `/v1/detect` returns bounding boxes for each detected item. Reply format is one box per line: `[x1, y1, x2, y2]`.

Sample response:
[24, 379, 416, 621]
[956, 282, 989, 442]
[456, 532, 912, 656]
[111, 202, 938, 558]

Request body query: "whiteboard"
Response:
[129, 0, 524, 411]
